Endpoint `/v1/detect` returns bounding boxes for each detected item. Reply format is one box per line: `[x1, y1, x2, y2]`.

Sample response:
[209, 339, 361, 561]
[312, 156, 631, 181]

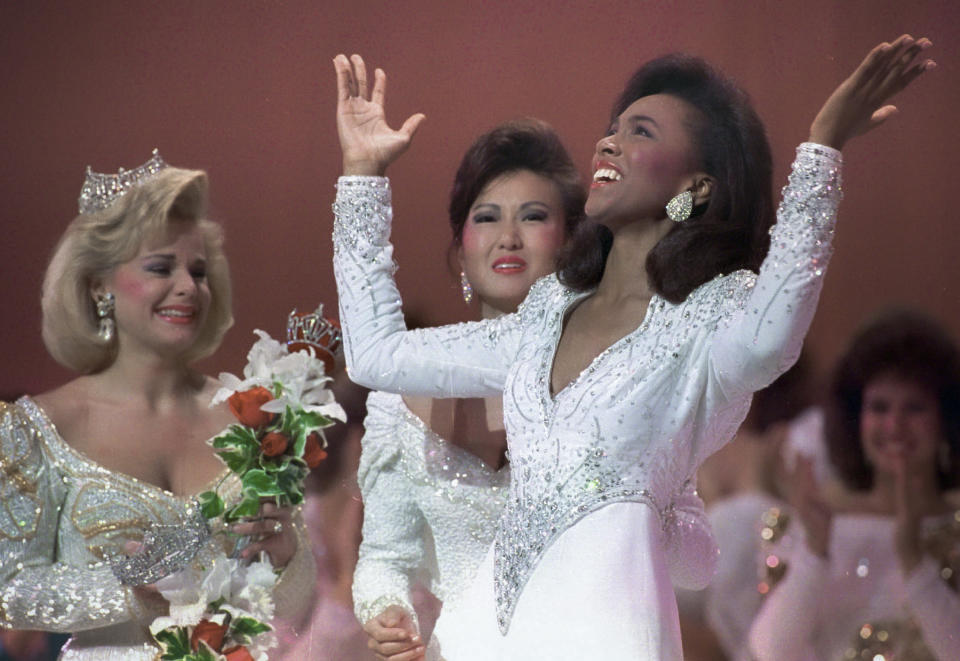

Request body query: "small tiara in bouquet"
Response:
[286, 305, 343, 373]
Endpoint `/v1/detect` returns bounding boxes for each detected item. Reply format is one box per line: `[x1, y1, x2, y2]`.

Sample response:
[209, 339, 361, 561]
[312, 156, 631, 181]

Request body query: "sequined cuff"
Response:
[354, 594, 417, 630]
[332, 176, 392, 258]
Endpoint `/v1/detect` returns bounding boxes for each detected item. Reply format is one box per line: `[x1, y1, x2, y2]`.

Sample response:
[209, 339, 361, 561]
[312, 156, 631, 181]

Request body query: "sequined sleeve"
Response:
[333, 176, 522, 398]
[351, 393, 428, 627]
[663, 482, 718, 591]
[711, 143, 842, 402]
[0, 402, 150, 632]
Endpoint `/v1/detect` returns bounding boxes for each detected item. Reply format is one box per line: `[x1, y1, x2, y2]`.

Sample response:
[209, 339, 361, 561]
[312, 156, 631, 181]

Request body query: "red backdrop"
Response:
[2, 0, 958, 395]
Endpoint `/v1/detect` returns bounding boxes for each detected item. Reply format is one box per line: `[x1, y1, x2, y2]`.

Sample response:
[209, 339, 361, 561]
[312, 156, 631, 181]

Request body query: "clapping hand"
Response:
[810, 34, 935, 150]
[788, 455, 833, 558]
[333, 53, 426, 176]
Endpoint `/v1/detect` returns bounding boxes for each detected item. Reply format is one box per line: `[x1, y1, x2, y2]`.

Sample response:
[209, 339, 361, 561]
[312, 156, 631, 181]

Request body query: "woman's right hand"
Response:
[363, 604, 426, 661]
[787, 455, 833, 558]
[333, 54, 426, 176]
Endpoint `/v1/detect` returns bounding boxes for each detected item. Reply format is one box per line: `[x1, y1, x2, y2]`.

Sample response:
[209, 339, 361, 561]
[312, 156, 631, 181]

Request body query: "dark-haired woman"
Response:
[350, 120, 584, 661]
[330, 36, 934, 659]
[749, 311, 960, 661]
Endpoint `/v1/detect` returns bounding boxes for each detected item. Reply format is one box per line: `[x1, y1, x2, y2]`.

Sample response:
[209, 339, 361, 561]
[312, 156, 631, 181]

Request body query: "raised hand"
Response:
[810, 35, 935, 150]
[364, 604, 426, 661]
[787, 455, 833, 558]
[334, 53, 426, 176]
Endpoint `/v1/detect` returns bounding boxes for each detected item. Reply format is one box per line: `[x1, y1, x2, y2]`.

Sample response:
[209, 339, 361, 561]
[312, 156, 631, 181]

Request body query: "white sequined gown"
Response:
[748, 508, 960, 660]
[332, 143, 842, 660]
[352, 391, 509, 658]
[0, 397, 315, 661]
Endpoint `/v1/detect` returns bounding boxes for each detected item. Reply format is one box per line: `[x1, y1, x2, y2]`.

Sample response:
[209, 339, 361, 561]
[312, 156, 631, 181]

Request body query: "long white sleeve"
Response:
[332, 177, 523, 398]
[710, 144, 842, 403]
[352, 397, 429, 626]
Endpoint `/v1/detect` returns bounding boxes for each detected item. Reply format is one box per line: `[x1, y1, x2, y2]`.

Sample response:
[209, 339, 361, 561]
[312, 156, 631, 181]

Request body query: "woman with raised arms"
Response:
[330, 36, 934, 659]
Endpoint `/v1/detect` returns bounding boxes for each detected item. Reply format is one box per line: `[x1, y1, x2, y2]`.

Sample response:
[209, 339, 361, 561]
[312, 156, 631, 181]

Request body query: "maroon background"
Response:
[2, 0, 958, 396]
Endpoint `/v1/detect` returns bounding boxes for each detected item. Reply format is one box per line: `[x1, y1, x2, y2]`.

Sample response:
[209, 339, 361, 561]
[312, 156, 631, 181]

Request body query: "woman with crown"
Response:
[329, 34, 935, 660]
[0, 154, 314, 659]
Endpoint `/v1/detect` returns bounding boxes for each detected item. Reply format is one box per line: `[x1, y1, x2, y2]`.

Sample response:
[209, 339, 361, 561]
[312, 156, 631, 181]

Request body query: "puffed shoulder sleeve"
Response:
[0, 402, 152, 632]
[711, 143, 842, 398]
[332, 177, 522, 398]
[352, 392, 428, 626]
[663, 481, 718, 591]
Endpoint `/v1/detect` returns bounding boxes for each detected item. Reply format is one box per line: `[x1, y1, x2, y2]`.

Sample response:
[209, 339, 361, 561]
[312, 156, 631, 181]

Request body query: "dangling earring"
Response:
[95, 292, 116, 342]
[665, 190, 694, 223]
[460, 271, 473, 304]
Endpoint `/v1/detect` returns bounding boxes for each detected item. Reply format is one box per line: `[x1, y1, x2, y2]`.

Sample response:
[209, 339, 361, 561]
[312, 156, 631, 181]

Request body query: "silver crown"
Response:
[287, 305, 343, 359]
[78, 148, 168, 214]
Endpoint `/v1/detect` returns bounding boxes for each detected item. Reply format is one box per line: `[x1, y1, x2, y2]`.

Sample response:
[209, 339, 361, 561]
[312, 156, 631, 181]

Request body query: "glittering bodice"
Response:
[333, 143, 843, 634]
[353, 391, 508, 624]
[0, 397, 238, 653]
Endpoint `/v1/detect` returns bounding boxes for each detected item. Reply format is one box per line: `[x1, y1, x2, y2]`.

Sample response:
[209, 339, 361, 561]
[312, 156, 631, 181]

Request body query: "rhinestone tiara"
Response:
[287, 305, 343, 371]
[78, 148, 168, 214]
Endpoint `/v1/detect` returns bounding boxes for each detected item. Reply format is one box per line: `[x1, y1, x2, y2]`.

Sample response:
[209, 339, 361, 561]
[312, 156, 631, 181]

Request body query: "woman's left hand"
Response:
[231, 501, 298, 568]
[892, 455, 924, 574]
[809, 34, 935, 150]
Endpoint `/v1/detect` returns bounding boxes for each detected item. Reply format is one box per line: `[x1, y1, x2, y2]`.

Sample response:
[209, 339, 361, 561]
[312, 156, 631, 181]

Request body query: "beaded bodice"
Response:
[353, 391, 508, 624]
[333, 143, 842, 633]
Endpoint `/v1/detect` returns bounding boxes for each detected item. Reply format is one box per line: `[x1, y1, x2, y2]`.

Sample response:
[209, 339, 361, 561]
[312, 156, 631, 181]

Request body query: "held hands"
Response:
[810, 34, 935, 150]
[230, 500, 298, 568]
[364, 604, 426, 661]
[334, 54, 426, 176]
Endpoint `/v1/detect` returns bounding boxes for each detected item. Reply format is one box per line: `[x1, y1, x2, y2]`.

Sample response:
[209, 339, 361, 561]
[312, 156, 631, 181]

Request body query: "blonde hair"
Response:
[42, 167, 233, 373]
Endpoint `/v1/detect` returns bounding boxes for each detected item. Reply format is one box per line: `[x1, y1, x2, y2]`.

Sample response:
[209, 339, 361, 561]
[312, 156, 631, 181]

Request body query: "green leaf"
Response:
[217, 447, 255, 474]
[226, 494, 261, 522]
[231, 615, 272, 643]
[198, 491, 225, 519]
[291, 427, 308, 458]
[241, 469, 284, 496]
[299, 410, 333, 428]
[154, 626, 191, 658]
[195, 642, 220, 661]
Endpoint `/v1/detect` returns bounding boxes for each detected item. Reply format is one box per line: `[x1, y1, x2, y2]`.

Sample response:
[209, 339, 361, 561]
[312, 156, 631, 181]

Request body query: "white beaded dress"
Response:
[0, 397, 315, 661]
[352, 391, 509, 658]
[332, 143, 842, 660]
[748, 508, 960, 660]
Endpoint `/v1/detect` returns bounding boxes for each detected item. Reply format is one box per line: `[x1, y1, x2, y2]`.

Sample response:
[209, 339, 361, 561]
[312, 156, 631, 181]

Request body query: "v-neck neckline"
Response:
[544, 288, 660, 405]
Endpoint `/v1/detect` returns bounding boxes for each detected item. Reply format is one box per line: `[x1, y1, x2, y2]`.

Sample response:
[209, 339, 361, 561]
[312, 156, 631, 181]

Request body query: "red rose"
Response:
[303, 431, 328, 469]
[228, 387, 277, 428]
[190, 618, 227, 652]
[260, 431, 290, 457]
[223, 645, 256, 661]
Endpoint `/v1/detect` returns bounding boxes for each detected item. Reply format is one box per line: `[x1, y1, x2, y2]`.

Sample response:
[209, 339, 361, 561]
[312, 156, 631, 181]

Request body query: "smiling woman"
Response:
[330, 36, 935, 660]
[0, 152, 315, 660]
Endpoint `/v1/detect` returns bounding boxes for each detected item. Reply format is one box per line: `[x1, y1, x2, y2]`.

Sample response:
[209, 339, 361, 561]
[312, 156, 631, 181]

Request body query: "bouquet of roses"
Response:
[149, 309, 344, 661]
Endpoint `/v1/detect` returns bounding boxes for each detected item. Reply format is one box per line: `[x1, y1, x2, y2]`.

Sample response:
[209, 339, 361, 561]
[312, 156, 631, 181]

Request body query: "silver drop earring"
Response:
[460, 271, 474, 304]
[665, 190, 694, 223]
[96, 292, 116, 342]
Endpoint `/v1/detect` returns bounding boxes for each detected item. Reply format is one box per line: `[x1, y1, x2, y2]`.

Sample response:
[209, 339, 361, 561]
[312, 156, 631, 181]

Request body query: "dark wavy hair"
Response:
[825, 310, 960, 491]
[558, 54, 774, 302]
[448, 118, 585, 246]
